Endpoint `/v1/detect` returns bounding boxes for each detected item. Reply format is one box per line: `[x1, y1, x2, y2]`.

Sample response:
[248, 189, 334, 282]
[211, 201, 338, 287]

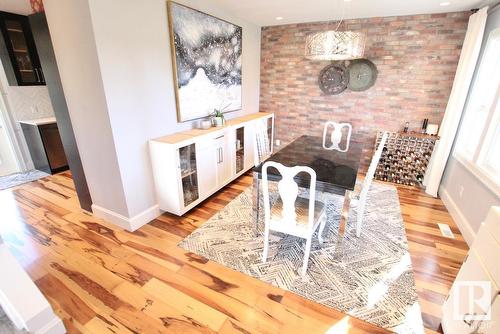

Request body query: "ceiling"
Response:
[211, 0, 495, 26]
[0, 0, 32, 15]
[0, 0, 496, 26]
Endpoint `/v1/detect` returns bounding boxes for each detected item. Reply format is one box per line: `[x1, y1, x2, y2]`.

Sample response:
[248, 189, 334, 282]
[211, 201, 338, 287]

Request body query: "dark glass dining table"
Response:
[252, 135, 364, 229]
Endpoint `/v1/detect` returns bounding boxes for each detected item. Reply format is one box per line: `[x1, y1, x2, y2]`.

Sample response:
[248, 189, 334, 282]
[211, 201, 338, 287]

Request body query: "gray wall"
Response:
[440, 6, 500, 245]
[43, 0, 261, 227]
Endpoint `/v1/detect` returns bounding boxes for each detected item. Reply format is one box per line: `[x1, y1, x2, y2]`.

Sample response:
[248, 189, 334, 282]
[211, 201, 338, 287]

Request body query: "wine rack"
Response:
[374, 131, 438, 188]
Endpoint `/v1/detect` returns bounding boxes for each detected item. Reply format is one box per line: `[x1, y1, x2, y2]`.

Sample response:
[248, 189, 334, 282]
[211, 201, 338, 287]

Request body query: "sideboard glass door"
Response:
[179, 143, 199, 207]
[235, 127, 244, 173]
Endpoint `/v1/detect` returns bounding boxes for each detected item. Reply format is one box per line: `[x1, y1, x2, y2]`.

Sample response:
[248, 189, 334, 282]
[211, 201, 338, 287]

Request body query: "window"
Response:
[478, 97, 500, 180]
[455, 28, 500, 194]
[483, 127, 499, 172]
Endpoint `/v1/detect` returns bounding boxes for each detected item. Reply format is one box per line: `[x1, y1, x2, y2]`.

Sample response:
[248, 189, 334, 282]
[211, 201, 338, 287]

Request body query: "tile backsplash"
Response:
[6, 85, 54, 122]
[3, 85, 55, 170]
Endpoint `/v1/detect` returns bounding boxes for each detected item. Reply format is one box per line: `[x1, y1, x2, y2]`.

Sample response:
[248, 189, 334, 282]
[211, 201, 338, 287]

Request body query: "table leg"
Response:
[331, 190, 352, 259]
[253, 171, 260, 235]
[339, 190, 352, 238]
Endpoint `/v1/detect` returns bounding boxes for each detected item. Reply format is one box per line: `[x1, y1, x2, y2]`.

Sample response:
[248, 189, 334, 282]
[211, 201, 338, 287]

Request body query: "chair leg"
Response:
[318, 216, 326, 244]
[356, 198, 366, 238]
[356, 215, 363, 237]
[301, 237, 313, 276]
[253, 172, 260, 236]
[262, 228, 270, 263]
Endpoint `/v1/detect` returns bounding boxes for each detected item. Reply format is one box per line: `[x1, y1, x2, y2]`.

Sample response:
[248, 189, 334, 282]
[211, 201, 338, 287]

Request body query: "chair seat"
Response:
[271, 197, 325, 226]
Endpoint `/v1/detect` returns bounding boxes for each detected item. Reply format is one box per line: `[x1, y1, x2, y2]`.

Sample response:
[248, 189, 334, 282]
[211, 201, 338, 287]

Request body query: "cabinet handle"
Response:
[220, 147, 223, 163]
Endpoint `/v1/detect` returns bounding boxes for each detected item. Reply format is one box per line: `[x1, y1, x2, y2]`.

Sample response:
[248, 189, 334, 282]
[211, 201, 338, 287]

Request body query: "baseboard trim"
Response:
[34, 316, 66, 334]
[439, 186, 476, 246]
[91, 204, 160, 231]
[129, 204, 161, 230]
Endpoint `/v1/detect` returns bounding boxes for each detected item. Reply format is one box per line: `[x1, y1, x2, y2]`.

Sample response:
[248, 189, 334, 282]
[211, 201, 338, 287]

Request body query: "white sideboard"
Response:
[149, 112, 274, 215]
[442, 206, 500, 334]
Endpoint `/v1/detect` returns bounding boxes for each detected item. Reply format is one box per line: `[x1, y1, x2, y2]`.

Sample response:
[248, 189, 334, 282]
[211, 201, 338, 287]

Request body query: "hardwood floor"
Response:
[0, 171, 468, 334]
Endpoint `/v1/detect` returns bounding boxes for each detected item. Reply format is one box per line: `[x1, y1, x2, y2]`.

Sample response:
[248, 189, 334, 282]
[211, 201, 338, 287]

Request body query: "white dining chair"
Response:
[322, 121, 352, 152]
[261, 161, 327, 276]
[351, 131, 388, 237]
[254, 119, 271, 164]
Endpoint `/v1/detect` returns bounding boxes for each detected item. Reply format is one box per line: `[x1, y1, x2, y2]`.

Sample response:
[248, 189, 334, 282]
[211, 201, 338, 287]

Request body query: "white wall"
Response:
[87, 0, 261, 218]
[43, 0, 128, 217]
[43, 0, 261, 228]
[441, 158, 499, 243]
[440, 7, 500, 245]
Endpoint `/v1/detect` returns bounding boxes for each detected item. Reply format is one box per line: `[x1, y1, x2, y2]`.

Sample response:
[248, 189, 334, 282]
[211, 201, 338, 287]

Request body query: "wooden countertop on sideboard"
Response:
[397, 131, 440, 140]
[151, 112, 273, 145]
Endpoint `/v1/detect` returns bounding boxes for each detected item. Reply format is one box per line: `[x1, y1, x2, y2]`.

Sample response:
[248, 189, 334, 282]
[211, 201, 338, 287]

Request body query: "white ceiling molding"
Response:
[0, 0, 32, 15]
[210, 0, 496, 27]
[1, 0, 496, 26]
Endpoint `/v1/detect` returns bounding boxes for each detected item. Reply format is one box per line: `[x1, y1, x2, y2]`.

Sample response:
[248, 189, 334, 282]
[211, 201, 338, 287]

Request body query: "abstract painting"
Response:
[167, 2, 242, 122]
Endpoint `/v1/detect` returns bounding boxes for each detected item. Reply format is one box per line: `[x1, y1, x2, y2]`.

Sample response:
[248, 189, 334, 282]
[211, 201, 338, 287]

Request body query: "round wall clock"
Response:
[318, 63, 348, 95]
[347, 59, 378, 91]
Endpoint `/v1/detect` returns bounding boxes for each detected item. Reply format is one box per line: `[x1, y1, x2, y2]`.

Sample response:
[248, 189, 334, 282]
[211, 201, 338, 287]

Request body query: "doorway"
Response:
[0, 9, 91, 211]
[0, 108, 18, 176]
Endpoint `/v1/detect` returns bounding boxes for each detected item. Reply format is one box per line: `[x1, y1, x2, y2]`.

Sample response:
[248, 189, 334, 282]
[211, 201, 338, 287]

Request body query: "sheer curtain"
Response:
[424, 7, 488, 197]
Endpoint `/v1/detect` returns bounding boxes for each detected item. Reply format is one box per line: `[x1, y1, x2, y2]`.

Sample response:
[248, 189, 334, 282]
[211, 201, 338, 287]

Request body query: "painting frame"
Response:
[167, 1, 243, 123]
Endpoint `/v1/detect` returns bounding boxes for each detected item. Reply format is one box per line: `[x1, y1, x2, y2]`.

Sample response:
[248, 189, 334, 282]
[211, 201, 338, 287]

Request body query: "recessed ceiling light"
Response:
[344, 0, 352, 2]
[276, 16, 283, 20]
[440, 1, 451, 6]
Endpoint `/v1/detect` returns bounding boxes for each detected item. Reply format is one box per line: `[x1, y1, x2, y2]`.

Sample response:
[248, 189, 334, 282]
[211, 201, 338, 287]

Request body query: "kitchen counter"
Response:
[19, 118, 68, 174]
[19, 117, 57, 126]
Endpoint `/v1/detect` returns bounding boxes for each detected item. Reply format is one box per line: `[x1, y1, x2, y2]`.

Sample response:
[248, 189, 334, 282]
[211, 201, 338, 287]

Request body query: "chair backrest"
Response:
[322, 121, 352, 152]
[262, 161, 317, 229]
[254, 119, 271, 163]
[359, 131, 388, 200]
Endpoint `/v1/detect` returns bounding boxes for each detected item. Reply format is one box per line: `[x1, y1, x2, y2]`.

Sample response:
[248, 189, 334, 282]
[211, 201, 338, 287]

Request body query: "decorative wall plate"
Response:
[347, 59, 378, 91]
[318, 63, 348, 95]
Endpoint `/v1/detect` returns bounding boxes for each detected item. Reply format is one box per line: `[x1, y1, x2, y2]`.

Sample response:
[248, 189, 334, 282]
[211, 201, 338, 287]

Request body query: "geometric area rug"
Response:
[179, 182, 424, 334]
[0, 170, 49, 191]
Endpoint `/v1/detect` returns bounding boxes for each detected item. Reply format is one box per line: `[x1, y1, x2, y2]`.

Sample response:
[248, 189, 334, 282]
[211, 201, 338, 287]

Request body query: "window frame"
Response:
[454, 27, 500, 197]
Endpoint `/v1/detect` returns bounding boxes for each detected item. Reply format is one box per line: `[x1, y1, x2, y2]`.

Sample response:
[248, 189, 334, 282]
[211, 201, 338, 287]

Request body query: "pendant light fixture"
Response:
[305, 1, 366, 61]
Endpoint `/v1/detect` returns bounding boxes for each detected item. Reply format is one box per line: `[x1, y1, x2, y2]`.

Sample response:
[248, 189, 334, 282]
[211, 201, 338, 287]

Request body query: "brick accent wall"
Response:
[260, 12, 469, 170]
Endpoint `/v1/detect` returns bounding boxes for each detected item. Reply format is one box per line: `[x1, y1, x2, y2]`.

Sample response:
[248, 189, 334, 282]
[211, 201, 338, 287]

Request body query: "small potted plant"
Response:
[211, 103, 230, 127]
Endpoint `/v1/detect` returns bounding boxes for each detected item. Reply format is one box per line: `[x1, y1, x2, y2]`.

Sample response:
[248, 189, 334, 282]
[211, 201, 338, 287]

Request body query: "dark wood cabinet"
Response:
[0, 11, 45, 86]
[21, 121, 68, 174]
[39, 123, 68, 171]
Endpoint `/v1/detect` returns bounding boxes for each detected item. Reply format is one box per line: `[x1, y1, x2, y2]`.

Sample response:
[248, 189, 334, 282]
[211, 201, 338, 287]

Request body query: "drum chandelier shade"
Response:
[304, 31, 366, 60]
